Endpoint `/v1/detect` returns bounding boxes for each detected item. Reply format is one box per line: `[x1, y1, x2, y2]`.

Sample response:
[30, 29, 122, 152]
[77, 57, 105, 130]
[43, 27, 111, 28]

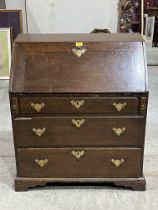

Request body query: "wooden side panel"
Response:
[10, 96, 19, 115]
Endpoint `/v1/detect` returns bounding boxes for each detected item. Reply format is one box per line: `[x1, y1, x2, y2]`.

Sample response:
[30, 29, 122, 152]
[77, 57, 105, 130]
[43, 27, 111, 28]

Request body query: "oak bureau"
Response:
[9, 33, 148, 191]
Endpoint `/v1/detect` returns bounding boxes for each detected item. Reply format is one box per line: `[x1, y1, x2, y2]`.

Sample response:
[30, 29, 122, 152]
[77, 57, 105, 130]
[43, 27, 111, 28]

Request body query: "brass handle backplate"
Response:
[32, 128, 46, 137]
[31, 103, 45, 112]
[72, 119, 85, 128]
[71, 100, 85, 109]
[113, 102, 127, 112]
[72, 48, 86, 58]
[72, 151, 85, 159]
[35, 159, 48, 167]
[112, 127, 126, 136]
[111, 159, 124, 167]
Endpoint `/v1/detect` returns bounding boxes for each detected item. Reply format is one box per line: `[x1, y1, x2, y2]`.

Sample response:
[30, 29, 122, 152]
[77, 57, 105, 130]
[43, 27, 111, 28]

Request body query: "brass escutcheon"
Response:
[112, 127, 126, 137]
[31, 103, 45, 112]
[32, 128, 46, 137]
[35, 159, 48, 167]
[71, 100, 85, 109]
[12, 105, 16, 110]
[72, 151, 85, 159]
[72, 119, 85, 128]
[72, 48, 86, 58]
[113, 102, 127, 112]
[111, 159, 124, 167]
[141, 104, 145, 109]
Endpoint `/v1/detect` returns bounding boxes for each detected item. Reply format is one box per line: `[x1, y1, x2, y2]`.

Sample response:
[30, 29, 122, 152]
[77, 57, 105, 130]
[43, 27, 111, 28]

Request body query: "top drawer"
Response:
[19, 97, 138, 114]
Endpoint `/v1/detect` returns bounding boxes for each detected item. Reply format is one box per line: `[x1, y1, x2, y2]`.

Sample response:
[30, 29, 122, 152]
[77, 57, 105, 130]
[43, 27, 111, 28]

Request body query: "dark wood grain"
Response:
[10, 34, 147, 93]
[15, 176, 146, 191]
[14, 116, 144, 147]
[15, 33, 144, 43]
[17, 148, 142, 178]
[9, 33, 148, 191]
[19, 96, 138, 114]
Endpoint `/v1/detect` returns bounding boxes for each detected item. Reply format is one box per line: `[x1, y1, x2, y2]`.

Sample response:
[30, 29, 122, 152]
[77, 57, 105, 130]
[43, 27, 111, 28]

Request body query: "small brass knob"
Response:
[111, 159, 124, 167]
[141, 104, 145, 109]
[12, 105, 16, 110]
[112, 127, 126, 136]
[72, 151, 85, 159]
[71, 100, 85, 109]
[32, 128, 46, 137]
[31, 103, 45, 112]
[113, 102, 127, 112]
[72, 119, 85, 128]
[35, 159, 48, 167]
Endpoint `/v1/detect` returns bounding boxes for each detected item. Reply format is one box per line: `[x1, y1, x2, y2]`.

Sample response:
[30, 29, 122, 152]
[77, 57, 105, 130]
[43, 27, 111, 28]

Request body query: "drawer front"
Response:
[17, 148, 142, 178]
[14, 116, 144, 146]
[19, 97, 138, 114]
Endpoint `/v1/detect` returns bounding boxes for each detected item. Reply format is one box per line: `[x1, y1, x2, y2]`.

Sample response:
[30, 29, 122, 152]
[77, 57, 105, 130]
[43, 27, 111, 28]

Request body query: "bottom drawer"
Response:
[17, 148, 142, 178]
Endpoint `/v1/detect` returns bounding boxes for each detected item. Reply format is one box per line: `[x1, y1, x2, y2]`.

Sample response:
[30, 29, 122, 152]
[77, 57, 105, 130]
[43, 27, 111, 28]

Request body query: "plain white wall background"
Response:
[5, 0, 119, 33]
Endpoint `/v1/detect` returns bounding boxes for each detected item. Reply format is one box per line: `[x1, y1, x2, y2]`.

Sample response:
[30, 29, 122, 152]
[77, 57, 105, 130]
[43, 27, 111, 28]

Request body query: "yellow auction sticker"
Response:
[76, 42, 83, 47]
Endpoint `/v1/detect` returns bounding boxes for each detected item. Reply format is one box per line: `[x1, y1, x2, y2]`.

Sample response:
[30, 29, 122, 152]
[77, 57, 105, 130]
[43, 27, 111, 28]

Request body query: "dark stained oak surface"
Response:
[17, 148, 142, 178]
[19, 96, 138, 114]
[10, 34, 148, 94]
[14, 116, 144, 147]
[15, 33, 144, 43]
[9, 33, 148, 191]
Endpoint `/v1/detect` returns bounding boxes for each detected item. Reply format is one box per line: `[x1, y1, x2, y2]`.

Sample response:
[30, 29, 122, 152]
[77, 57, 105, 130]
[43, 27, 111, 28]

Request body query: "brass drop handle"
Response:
[72, 151, 85, 159]
[35, 159, 48, 167]
[72, 119, 85, 128]
[31, 103, 45, 112]
[112, 127, 126, 136]
[71, 100, 85, 109]
[113, 102, 127, 112]
[72, 47, 86, 58]
[32, 128, 46, 137]
[111, 159, 124, 167]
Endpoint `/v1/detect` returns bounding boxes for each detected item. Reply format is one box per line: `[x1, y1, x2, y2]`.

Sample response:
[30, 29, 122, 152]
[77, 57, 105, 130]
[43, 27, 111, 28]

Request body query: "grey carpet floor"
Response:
[0, 66, 158, 210]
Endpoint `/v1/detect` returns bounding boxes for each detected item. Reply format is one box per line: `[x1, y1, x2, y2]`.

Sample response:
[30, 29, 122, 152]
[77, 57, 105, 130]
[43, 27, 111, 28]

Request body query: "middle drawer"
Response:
[14, 116, 144, 147]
